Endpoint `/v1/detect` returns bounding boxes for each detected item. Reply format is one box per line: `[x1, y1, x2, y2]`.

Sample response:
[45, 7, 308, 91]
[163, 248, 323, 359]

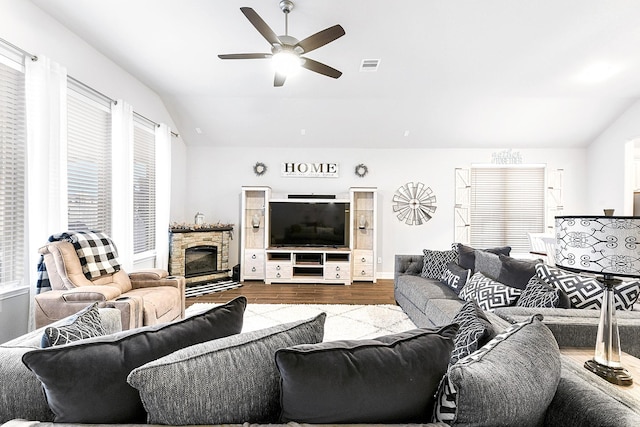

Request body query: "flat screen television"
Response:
[269, 201, 350, 247]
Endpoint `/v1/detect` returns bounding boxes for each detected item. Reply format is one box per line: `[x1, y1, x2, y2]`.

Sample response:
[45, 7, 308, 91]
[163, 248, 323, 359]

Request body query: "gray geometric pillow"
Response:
[422, 244, 458, 279]
[516, 276, 561, 308]
[536, 264, 640, 310]
[41, 303, 105, 348]
[127, 313, 326, 425]
[433, 314, 561, 426]
[459, 272, 522, 311]
[449, 301, 493, 365]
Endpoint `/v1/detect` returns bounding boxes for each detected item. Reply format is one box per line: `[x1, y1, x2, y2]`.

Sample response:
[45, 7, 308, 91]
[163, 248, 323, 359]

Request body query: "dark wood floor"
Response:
[185, 279, 396, 308]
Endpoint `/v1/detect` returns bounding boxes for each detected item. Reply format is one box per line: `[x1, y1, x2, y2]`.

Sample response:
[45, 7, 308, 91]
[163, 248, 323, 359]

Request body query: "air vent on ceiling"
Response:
[360, 59, 380, 72]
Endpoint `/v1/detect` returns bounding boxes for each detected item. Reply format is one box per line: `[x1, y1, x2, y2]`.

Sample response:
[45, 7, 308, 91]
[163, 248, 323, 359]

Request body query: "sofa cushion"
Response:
[433, 314, 561, 426]
[516, 275, 571, 309]
[421, 244, 459, 280]
[41, 302, 105, 348]
[536, 264, 640, 310]
[495, 254, 538, 290]
[459, 272, 522, 311]
[449, 301, 493, 365]
[456, 243, 511, 271]
[127, 313, 326, 425]
[440, 262, 471, 295]
[276, 324, 458, 424]
[21, 296, 247, 424]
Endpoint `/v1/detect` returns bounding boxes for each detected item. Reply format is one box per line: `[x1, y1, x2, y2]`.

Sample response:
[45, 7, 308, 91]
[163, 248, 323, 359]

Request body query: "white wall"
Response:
[184, 146, 589, 278]
[0, 0, 188, 222]
[587, 99, 640, 215]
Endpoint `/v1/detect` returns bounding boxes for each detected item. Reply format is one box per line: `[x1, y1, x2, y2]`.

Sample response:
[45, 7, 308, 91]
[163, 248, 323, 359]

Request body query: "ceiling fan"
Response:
[218, 0, 345, 87]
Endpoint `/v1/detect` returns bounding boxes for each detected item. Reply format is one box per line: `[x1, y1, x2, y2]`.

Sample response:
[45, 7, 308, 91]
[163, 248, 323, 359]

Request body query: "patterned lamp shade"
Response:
[555, 216, 640, 278]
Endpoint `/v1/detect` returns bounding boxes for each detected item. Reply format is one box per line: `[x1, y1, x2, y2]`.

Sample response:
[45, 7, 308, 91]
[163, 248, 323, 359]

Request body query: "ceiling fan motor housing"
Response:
[279, 0, 294, 14]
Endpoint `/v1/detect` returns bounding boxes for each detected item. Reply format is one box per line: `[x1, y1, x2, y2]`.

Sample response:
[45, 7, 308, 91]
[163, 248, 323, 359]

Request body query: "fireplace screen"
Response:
[184, 245, 218, 278]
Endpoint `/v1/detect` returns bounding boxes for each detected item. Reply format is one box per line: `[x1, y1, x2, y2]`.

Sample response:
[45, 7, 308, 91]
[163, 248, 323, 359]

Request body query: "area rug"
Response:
[184, 280, 242, 298]
[185, 303, 417, 341]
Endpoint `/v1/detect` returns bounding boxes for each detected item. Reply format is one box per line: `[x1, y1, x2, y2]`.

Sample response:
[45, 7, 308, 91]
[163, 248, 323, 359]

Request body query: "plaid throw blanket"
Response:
[36, 231, 121, 292]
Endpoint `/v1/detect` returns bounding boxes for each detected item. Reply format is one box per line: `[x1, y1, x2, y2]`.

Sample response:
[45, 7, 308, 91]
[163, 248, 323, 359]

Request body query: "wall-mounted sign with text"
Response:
[281, 162, 339, 178]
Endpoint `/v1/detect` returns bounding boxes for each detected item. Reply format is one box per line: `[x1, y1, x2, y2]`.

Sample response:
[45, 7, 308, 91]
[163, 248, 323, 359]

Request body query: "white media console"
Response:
[240, 186, 377, 285]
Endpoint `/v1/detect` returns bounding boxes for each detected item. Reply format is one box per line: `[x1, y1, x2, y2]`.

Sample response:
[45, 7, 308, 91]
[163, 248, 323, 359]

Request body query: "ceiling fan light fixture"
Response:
[272, 50, 302, 76]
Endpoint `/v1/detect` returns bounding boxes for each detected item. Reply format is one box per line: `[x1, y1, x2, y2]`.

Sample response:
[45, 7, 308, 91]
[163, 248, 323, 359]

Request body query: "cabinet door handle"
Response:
[252, 266, 256, 272]
[276, 265, 281, 270]
[276, 272, 281, 278]
[361, 257, 366, 263]
[252, 254, 257, 259]
[361, 270, 366, 275]
[335, 273, 341, 279]
[335, 266, 340, 271]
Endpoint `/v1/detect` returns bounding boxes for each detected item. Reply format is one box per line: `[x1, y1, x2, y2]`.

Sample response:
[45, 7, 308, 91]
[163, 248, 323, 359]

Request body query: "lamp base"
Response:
[584, 359, 633, 386]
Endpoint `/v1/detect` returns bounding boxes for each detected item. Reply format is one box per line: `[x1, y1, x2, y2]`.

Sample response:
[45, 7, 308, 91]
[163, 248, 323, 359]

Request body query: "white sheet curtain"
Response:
[111, 100, 134, 271]
[155, 124, 171, 271]
[25, 54, 68, 328]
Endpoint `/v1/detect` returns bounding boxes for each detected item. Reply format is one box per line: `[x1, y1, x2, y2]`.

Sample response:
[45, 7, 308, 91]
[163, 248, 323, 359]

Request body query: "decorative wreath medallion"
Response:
[354, 163, 368, 178]
[253, 162, 267, 176]
[392, 182, 437, 225]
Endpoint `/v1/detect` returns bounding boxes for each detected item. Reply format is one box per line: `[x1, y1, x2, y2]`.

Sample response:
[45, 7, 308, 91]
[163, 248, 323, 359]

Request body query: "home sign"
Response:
[281, 162, 339, 178]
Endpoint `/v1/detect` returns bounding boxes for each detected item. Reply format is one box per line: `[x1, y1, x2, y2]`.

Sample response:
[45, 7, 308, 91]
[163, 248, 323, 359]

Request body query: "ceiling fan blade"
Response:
[218, 53, 272, 60]
[301, 57, 342, 79]
[274, 72, 287, 87]
[240, 7, 281, 46]
[296, 25, 345, 54]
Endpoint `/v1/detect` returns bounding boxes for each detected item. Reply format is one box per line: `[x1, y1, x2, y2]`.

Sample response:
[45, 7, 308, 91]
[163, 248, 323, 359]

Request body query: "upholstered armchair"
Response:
[34, 241, 186, 330]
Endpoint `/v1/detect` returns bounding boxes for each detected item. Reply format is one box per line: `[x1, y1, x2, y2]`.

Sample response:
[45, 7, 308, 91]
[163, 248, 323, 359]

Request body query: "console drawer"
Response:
[324, 262, 351, 281]
[353, 250, 374, 265]
[353, 264, 374, 280]
[243, 250, 265, 279]
[266, 263, 293, 279]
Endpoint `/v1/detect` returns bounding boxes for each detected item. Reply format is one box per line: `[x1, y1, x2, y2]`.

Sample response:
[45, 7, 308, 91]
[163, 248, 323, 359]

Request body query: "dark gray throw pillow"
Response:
[276, 324, 458, 424]
[495, 254, 538, 290]
[22, 296, 247, 424]
[457, 243, 511, 271]
[440, 262, 471, 295]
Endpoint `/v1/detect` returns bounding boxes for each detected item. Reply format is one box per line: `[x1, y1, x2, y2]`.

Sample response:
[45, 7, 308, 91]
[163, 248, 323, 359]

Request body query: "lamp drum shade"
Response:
[555, 216, 640, 278]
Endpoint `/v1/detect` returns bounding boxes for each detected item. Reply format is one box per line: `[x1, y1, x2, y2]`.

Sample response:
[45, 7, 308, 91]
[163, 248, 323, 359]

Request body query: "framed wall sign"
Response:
[281, 162, 339, 178]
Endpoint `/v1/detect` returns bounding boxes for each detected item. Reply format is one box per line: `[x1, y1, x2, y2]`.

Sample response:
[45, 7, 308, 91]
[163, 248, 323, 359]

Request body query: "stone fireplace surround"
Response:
[169, 227, 233, 285]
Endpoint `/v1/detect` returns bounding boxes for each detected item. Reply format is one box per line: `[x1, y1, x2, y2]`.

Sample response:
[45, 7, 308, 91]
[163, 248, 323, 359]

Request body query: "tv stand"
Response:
[240, 186, 377, 285]
[265, 247, 351, 285]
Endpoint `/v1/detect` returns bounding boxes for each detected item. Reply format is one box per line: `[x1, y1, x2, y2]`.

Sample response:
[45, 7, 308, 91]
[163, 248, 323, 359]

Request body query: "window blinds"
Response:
[470, 166, 545, 253]
[67, 86, 112, 236]
[0, 60, 26, 288]
[133, 117, 156, 255]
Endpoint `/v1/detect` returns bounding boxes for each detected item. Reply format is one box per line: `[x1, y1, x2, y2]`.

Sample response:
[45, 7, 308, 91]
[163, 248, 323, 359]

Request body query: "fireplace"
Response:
[168, 227, 233, 285]
[185, 245, 217, 278]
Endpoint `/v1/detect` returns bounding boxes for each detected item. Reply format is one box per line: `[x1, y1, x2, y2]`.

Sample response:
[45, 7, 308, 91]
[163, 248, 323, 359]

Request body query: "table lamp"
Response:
[555, 215, 640, 386]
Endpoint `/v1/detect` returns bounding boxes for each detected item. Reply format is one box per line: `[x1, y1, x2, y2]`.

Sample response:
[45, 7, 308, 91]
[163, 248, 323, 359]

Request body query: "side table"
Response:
[560, 347, 640, 403]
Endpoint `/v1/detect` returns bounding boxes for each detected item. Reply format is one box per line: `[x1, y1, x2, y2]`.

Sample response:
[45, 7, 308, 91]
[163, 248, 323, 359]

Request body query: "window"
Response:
[66, 85, 112, 235]
[0, 58, 26, 288]
[133, 117, 156, 255]
[469, 166, 545, 253]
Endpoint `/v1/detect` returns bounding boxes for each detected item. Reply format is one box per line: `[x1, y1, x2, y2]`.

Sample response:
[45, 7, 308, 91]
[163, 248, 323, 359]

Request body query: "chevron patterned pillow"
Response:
[535, 264, 640, 310]
[449, 301, 493, 365]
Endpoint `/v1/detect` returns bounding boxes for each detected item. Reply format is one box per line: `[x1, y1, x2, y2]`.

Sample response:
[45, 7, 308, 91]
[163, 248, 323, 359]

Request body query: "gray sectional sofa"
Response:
[2, 252, 640, 426]
[395, 251, 640, 426]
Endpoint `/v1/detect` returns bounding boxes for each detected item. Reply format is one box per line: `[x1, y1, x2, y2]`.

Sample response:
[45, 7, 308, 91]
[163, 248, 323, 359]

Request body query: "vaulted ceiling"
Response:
[31, 0, 640, 149]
